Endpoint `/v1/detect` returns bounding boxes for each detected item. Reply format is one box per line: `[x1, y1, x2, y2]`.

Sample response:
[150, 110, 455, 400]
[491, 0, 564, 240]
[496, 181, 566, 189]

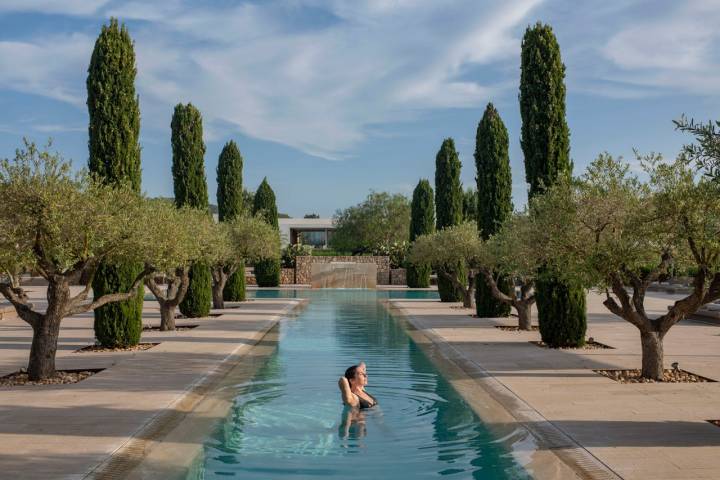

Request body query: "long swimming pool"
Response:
[187, 289, 531, 479]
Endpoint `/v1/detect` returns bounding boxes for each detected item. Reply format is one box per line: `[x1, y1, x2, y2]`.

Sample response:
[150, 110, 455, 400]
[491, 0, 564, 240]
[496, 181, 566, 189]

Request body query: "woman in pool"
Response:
[338, 362, 378, 409]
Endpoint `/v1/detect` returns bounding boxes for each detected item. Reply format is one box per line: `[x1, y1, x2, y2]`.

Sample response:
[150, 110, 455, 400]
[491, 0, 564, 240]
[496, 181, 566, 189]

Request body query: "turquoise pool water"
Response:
[189, 290, 530, 479]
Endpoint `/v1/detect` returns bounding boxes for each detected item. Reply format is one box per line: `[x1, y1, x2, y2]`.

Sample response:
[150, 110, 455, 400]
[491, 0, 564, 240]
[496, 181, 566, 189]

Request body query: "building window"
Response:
[297, 230, 327, 247]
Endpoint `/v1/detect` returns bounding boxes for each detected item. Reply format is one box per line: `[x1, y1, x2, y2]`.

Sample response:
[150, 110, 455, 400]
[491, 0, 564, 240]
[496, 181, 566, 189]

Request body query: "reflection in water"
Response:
[338, 407, 366, 443]
[190, 290, 529, 479]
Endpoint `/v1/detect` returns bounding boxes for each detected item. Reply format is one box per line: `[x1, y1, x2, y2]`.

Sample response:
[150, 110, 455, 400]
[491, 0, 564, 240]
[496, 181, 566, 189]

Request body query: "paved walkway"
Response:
[0, 286, 302, 480]
[390, 292, 720, 480]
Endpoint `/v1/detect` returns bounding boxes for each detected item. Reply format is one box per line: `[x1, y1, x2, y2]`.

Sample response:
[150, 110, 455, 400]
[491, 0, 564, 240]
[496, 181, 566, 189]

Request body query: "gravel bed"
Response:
[175, 313, 222, 318]
[74, 343, 159, 353]
[142, 324, 198, 332]
[494, 325, 539, 331]
[594, 368, 716, 383]
[0, 368, 103, 387]
[531, 339, 614, 350]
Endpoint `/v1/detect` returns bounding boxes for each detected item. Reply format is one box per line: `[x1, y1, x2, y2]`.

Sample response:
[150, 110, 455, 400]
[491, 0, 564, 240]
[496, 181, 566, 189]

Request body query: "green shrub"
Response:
[179, 261, 212, 317]
[437, 263, 465, 302]
[311, 249, 351, 256]
[407, 263, 431, 288]
[536, 274, 586, 347]
[373, 241, 409, 269]
[281, 243, 313, 268]
[254, 258, 281, 287]
[92, 261, 144, 347]
[475, 274, 511, 317]
[223, 260, 246, 301]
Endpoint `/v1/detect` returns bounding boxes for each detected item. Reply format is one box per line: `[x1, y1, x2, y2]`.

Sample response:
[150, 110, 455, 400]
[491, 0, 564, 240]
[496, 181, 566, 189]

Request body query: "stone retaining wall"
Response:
[390, 268, 407, 286]
[245, 267, 296, 285]
[295, 256, 391, 285]
[281, 268, 295, 284]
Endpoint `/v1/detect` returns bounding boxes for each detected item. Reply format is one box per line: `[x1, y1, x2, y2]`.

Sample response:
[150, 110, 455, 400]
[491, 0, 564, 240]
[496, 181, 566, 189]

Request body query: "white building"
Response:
[278, 218, 334, 248]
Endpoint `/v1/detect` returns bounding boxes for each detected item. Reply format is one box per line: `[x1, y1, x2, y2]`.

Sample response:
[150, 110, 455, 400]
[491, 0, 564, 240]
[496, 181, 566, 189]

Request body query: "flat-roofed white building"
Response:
[279, 218, 335, 248]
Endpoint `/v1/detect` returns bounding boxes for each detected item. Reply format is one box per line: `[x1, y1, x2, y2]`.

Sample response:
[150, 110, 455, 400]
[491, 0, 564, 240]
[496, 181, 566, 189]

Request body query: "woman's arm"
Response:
[338, 376, 359, 407]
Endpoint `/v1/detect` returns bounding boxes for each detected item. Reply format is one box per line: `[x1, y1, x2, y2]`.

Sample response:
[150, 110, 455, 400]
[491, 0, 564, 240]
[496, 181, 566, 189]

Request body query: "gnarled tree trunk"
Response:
[439, 269, 474, 308]
[478, 268, 535, 329]
[145, 268, 190, 332]
[212, 265, 236, 310]
[160, 303, 176, 331]
[28, 278, 71, 380]
[212, 281, 225, 310]
[28, 315, 62, 381]
[640, 330, 665, 380]
[515, 301, 533, 331]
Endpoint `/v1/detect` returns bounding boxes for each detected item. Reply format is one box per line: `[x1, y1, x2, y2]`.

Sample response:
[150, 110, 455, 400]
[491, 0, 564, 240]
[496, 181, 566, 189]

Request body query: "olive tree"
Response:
[331, 191, 410, 254]
[208, 215, 280, 309]
[143, 203, 210, 331]
[410, 219, 540, 327]
[0, 142, 177, 380]
[409, 223, 480, 308]
[532, 153, 720, 380]
[476, 214, 539, 330]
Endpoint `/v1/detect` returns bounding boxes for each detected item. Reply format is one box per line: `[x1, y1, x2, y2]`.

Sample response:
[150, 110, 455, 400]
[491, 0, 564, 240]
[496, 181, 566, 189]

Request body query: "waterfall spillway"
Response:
[310, 262, 377, 288]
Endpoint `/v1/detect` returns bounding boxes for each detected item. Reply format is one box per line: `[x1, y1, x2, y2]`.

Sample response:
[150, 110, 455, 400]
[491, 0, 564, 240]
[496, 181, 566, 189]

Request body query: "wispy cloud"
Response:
[0, 33, 93, 106]
[0, 0, 542, 160]
[0, 0, 109, 16]
[0, 0, 718, 160]
[33, 124, 86, 133]
[600, 0, 720, 95]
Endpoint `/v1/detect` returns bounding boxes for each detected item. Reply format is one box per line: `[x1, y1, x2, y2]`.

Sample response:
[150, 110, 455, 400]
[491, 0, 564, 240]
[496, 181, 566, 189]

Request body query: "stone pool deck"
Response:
[0, 286, 304, 480]
[389, 292, 720, 480]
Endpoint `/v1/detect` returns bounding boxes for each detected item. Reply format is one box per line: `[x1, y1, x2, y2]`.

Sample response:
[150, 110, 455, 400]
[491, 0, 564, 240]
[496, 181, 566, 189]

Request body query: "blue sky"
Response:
[1, 0, 719, 217]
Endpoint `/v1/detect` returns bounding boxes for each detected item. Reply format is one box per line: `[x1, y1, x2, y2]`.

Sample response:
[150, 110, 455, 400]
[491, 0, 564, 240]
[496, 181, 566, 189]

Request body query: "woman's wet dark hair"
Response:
[344, 365, 358, 382]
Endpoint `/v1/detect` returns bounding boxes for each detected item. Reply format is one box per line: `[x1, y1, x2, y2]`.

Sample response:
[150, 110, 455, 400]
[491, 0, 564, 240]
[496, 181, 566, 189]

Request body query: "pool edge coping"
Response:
[83, 297, 310, 480]
[385, 299, 623, 480]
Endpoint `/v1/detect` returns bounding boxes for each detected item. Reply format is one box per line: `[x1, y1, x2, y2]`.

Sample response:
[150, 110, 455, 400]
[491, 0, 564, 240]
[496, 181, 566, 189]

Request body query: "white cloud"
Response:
[0, 0, 543, 160]
[0, 34, 93, 106]
[600, 1, 720, 94]
[131, 0, 542, 159]
[0, 0, 109, 16]
[33, 124, 86, 133]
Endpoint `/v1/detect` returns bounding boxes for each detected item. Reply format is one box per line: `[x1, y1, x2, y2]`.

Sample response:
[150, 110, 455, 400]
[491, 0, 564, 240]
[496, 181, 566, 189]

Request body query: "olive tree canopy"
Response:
[331, 191, 410, 254]
[409, 218, 540, 328]
[531, 153, 720, 379]
[0, 141, 195, 380]
[208, 215, 280, 309]
[409, 222, 480, 308]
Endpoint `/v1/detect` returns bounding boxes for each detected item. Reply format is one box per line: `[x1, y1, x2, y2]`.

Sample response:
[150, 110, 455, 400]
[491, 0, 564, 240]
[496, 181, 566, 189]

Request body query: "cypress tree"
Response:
[520, 22, 586, 346]
[252, 178, 281, 287]
[171, 103, 212, 317]
[474, 103, 512, 317]
[434, 138, 465, 301]
[435, 138, 463, 230]
[216, 140, 246, 302]
[87, 18, 144, 347]
[462, 187, 478, 223]
[407, 179, 434, 288]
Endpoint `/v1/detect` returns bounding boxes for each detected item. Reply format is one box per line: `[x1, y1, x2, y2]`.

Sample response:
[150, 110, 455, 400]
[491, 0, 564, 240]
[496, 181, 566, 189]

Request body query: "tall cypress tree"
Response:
[474, 103, 512, 317]
[217, 140, 246, 302]
[252, 178, 281, 286]
[407, 179, 434, 288]
[434, 138, 465, 301]
[171, 103, 212, 317]
[87, 18, 144, 347]
[520, 22, 586, 346]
